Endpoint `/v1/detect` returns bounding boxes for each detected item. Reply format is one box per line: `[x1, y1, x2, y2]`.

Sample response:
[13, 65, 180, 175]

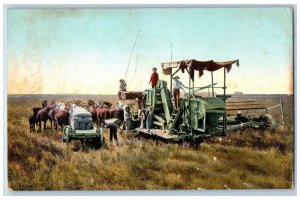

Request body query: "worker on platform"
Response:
[173, 76, 187, 109]
[118, 79, 127, 100]
[149, 67, 159, 88]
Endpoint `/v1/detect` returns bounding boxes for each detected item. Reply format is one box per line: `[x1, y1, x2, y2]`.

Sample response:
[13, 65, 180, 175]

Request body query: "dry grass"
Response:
[7, 95, 294, 190]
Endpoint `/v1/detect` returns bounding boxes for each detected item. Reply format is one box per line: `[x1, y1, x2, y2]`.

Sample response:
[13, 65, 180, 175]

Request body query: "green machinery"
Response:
[134, 59, 279, 143]
[63, 126, 104, 149]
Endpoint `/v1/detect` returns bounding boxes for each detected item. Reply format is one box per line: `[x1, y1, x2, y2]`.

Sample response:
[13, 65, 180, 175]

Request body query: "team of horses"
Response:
[29, 100, 124, 132]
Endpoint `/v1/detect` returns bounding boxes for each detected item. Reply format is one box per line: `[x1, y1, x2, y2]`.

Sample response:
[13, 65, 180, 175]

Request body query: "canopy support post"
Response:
[224, 67, 226, 98]
[211, 71, 214, 98]
[223, 67, 227, 135]
[188, 69, 192, 135]
[193, 78, 195, 95]
[208, 87, 210, 97]
[170, 68, 173, 92]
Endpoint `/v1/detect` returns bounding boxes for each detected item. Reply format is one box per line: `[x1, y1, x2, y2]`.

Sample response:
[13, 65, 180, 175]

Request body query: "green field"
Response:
[6, 94, 294, 190]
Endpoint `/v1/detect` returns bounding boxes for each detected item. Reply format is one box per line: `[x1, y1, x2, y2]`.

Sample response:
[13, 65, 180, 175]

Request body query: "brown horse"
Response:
[29, 107, 42, 132]
[55, 109, 70, 131]
[88, 105, 98, 125]
[96, 105, 110, 127]
[109, 105, 124, 123]
[89, 104, 124, 127]
[50, 104, 70, 131]
[36, 107, 53, 131]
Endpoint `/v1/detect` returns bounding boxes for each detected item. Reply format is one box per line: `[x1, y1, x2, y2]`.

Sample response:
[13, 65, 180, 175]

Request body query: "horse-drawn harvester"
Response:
[121, 59, 284, 145]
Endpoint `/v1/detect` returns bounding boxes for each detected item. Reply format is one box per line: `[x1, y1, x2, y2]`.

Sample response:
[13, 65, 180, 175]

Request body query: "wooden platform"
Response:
[136, 128, 177, 140]
[121, 91, 143, 100]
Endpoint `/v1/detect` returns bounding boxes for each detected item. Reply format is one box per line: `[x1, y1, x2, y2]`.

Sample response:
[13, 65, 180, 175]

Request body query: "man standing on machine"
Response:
[172, 76, 187, 109]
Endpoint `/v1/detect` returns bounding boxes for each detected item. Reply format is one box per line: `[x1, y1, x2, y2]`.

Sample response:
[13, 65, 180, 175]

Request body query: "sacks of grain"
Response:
[80, 122, 87, 130]
[105, 118, 119, 128]
[83, 117, 92, 123]
[71, 105, 91, 118]
[86, 121, 93, 130]
[70, 104, 94, 130]
[74, 117, 83, 123]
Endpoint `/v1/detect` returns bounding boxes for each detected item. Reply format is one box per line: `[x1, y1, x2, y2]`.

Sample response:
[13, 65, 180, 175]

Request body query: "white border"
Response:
[1, 1, 299, 199]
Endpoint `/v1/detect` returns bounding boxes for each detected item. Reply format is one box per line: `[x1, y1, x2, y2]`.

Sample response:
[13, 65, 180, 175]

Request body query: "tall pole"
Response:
[223, 67, 227, 135]
[170, 36, 173, 92]
[124, 29, 140, 81]
[211, 71, 214, 98]
[188, 69, 192, 135]
[193, 77, 195, 95]
[170, 69, 173, 92]
[224, 67, 226, 98]
[171, 35, 173, 62]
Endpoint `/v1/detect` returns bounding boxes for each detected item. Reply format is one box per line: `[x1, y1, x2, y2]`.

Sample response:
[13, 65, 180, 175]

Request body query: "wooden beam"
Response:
[172, 68, 181, 76]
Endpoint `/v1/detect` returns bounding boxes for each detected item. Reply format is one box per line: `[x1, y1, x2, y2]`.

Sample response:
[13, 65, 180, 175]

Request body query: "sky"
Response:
[6, 7, 293, 94]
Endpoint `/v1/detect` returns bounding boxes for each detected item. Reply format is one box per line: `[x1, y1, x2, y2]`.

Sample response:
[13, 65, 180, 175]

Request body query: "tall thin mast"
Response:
[124, 29, 140, 81]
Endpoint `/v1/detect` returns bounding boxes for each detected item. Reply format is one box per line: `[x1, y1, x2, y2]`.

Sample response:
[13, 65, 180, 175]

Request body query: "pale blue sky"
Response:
[7, 7, 293, 94]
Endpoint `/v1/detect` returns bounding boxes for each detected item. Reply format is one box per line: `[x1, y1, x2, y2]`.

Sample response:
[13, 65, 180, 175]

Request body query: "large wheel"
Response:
[259, 114, 276, 131]
[72, 140, 81, 151]
[94, 135, 103, 149]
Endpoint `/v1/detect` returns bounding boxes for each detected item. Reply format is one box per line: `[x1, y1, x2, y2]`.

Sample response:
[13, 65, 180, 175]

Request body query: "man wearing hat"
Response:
[173, 76, 187, 109]
[149, 67, 159, 88]
[118, 79, 127, 100]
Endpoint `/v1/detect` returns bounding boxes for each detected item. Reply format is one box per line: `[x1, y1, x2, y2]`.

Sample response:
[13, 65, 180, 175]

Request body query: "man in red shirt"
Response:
[149, 67, 159, 88]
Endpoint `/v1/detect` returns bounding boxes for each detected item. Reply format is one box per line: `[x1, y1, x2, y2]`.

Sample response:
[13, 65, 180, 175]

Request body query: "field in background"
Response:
[6, 94, 294, 190]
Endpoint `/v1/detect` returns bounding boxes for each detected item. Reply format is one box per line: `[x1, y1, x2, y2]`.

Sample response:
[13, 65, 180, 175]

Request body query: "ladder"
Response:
[166, 108, 181, 133]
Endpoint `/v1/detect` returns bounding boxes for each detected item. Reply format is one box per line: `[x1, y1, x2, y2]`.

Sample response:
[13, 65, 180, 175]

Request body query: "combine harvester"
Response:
[122, 59, 284, 146]
[63, 104, 104, 149]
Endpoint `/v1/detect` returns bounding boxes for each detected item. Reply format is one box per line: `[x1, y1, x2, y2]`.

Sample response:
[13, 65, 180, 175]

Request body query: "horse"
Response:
[88, 103, 124, 127]
[95, 105, 111, 127]
[54, 109, 70, 131]
[29, 107, 42, 132]
[50, 103, 70, 131]
[29, 115, 36, 133]
[109, 105, 124, 123]
[88, 105, 98, 125]
[36, 107, 53, 132]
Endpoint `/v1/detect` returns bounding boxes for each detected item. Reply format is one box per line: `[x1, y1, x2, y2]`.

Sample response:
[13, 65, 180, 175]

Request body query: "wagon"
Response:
[62, 105, 104, 149]
[63, 125, 104, 149]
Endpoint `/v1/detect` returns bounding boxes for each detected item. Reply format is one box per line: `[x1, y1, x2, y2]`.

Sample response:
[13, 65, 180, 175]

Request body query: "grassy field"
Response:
[6, 94, 294, 190]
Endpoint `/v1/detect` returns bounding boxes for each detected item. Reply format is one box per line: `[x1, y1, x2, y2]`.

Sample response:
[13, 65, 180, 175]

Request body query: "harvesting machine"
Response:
[124, 59, 283, 144]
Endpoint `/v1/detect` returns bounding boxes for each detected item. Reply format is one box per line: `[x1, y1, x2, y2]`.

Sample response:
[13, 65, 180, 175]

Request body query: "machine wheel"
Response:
[72, 140, 82, 151]
[94, 135, 104, 149]
[191, 138, 204, 149]
[259, 114, 276, 131]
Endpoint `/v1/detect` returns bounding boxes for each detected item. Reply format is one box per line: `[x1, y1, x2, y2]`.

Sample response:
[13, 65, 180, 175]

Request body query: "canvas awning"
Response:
[161, 59, 239, 80]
